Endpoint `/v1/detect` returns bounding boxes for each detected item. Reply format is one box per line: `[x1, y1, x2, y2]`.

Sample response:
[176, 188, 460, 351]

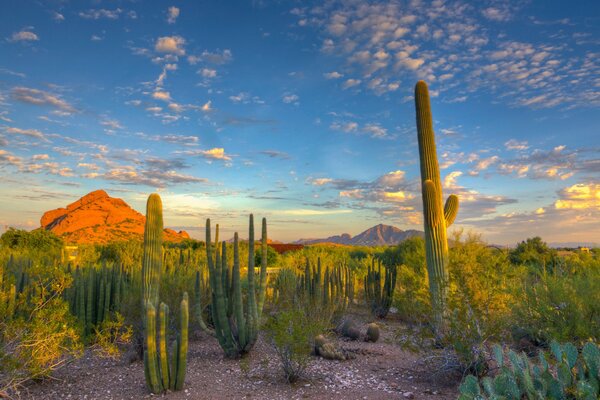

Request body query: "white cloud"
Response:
[152, 90, 171, 101]
[282, 94, 299, 104]
[201, 101, 212, 112]
[167, 6, 180, 24]
[79, 9, 123, 20]
[324, 71, 343, 79]
[342, 78, 361, 89]
[155, 36, 186, 55]
[9, 30, 39, 42]
[12, 87, 76, 114]
[504, 139, 529, 151]
[200, 68, 217, 78]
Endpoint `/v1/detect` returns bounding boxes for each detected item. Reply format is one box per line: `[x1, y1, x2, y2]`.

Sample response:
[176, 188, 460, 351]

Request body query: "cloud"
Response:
[482, 7, 512, 22]
[196, 49, 233, 64]
[155, 134, 199, 146]
[362, 123, 387, 138]
[152, 90, 171, 101]
[12, 87, 76, 113]
[505, 139, 529, 151]
[4, 127, 49, 142]
[9, 30, 39, 42]
[0, 150, 22, 167]
[87, 166, 207, 188]
[198, 148, 231, 161]
[554, 183, 600, 210]
[259, 150, 290, 159]
[324, 71, 343, 79]
[201, 101, 212, 112]
[342, 79, 361, 89]
[200, 68, 217, 78]
[330, 121, 358, 133]
[282, 94, 299, 104]
[278, 209, 352, 216]
[155, 36, 186, 55]
[330, 121, 389, 138]
[79, 9, 123, 20]
[52, 12, 65, 22]
[167, 6, 180, 24]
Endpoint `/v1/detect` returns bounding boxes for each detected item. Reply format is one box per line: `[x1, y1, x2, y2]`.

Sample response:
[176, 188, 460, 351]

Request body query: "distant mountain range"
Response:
[293, 224, 423, 246]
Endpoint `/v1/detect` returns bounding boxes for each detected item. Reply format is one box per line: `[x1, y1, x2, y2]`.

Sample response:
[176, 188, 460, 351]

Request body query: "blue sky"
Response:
[0, 0, 598, 244]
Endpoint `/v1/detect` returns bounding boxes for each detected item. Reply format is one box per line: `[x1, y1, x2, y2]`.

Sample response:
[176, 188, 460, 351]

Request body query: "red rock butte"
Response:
[40, 189, 189, 244]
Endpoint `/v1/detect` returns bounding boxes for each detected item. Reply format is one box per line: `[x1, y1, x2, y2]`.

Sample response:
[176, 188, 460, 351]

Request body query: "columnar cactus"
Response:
[205, 214, 268, 358]
[300, 258, 354, 316]
[142, 193, 163, 311]
[141, 193, 188, 393]
[414, 80, 459, 334]
[364, 257, 397, 318]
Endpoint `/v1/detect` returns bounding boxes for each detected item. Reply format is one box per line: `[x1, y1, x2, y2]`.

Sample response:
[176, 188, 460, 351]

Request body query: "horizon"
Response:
[1, 1, 599, 245]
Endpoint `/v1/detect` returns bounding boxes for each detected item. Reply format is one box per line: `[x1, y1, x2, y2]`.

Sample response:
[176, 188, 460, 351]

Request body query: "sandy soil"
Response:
[19, 310, 460, 400]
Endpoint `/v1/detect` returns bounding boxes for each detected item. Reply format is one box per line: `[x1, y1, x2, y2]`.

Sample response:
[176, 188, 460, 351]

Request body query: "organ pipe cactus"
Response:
[205, 215, 268, 358]
[364, 257, 397, 318]
[141, 193, 188, 393]
[414, 80, 459, 334]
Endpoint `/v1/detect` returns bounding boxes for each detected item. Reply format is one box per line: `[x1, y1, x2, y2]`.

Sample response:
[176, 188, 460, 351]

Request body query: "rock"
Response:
[403, 392, 415, 399]
[40, 189, 189, 243]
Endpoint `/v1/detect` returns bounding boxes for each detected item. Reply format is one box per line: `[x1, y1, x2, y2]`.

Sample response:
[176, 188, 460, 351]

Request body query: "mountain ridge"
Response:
[40, 190, 189, 244]
[294, 223, 423, 246]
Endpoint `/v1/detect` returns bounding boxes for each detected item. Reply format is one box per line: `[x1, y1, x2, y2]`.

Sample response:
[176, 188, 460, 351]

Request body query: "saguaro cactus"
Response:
[141, 193, 188, 393]
[414, 81, 459, 334]
[142, 193, 163, 311]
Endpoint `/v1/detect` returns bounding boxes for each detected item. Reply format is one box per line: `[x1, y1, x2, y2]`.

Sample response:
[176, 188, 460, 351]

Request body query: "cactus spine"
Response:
[141, 193, 188, 393]
[414, 80, 459, 334]
[205, 214, 268, 358]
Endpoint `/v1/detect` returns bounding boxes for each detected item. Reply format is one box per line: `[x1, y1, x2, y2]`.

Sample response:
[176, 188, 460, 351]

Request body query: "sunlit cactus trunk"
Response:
[141, 193, 188, 393]
[414, 81, 459, 336]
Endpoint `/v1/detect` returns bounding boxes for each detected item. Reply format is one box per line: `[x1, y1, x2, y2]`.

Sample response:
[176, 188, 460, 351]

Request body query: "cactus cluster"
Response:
[67, 263, 126, 336]
[459, 341, 600, 400]
[204, 215, 268, 358]
[364, 257, 397, 318]
[141, 194, 188, 393]
[414, 80, 459, 334]
[0, 263, 17, 320]
[300, 258, 354, 315]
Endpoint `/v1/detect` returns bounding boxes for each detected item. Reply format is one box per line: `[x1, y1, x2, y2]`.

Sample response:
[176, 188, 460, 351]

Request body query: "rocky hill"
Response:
[294, 224, 423, 246]
[40, 190, 189, 244]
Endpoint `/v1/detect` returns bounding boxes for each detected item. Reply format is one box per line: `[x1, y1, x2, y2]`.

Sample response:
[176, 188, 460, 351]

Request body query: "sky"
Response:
[0, 0, 599, 245]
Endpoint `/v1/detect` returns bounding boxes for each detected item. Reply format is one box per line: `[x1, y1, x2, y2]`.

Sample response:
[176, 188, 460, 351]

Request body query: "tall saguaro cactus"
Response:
[414, 81, 459, 335]
[141, 193, 188, 393]
[142, 193, 163, 311]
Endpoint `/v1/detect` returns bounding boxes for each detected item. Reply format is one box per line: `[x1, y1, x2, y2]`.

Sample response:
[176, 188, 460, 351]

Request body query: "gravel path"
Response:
[20, 312, 459, 400]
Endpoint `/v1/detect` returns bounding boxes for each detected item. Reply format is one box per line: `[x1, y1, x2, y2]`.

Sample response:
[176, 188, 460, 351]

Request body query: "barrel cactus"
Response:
[414, 80, 459, 335]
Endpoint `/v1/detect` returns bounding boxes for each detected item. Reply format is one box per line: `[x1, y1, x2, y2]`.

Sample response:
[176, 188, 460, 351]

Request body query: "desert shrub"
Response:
[0, 263, 82, 393]
[264, 275, 332, 383]
[512, 265, 600, 346]
[509, 236, 557, 270]
[92, 313, 133, 359]
[255, 244, 280, 267]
